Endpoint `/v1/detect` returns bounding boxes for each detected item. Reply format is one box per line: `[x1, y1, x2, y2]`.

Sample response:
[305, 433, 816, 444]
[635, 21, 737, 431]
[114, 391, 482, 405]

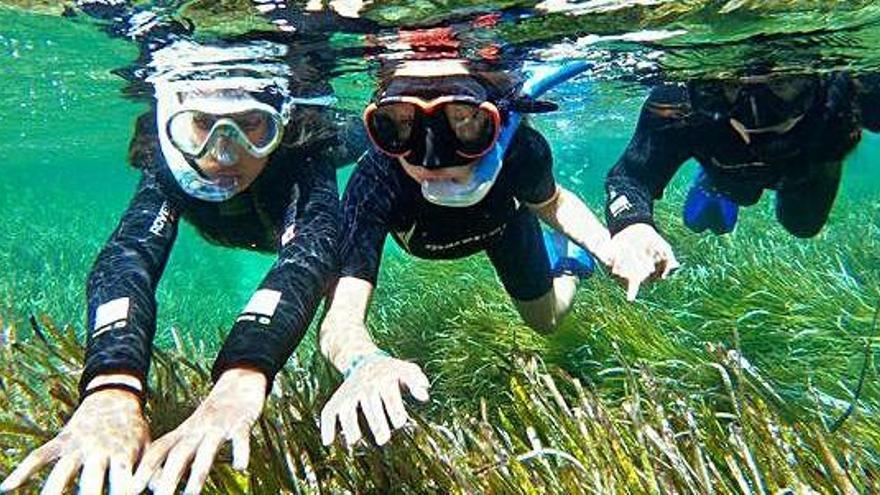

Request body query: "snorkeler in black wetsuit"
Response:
[85, 107, 346, 395]
[315, 59, 611, 449]
[342, 123, 563, 301]
[602, 70, 880, 300]
[0, 36, 363, 495]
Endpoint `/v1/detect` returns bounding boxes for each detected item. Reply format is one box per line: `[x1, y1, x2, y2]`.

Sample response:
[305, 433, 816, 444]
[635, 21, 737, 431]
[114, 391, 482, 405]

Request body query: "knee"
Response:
[523, 314, 560, 335]
[516, 299, 566, 335]
[513, 277, 577, 334]
[778, 214, 826, 238]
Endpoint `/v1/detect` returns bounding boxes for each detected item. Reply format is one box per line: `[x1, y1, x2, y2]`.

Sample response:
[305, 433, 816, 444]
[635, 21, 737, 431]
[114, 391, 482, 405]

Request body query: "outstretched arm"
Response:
[320, 277, 382, 371]
[604, 84, 692, 235]
[210, 161, 340, 384]
[603, 85, 691, 300]
[319, 151, 430, 448]
[1, 169, 180, 495]
[506, 126, 611, 264]
[530, 187, 612, 266]
[133, 158, 341, 495]
[318, 276, 430, 448]
[81, 171, 180, 396]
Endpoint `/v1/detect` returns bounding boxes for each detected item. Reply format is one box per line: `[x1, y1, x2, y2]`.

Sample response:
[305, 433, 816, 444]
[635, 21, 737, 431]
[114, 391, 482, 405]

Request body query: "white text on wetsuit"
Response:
[150, 201, 173, 237]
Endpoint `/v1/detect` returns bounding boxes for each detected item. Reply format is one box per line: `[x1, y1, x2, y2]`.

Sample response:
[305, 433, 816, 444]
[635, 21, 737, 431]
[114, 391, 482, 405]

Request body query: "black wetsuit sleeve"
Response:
[338, 151, 396, 285]
[604, 85, 693, 235]
[211, 160, 339, 384]
[508, 126, 557, 205]
[80, 171, 180, 397]
[856, 73, 880, 132]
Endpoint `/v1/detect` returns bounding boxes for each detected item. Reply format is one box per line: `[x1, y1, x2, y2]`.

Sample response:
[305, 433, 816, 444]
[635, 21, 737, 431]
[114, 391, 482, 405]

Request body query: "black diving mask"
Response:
[691, 75, 820, 134]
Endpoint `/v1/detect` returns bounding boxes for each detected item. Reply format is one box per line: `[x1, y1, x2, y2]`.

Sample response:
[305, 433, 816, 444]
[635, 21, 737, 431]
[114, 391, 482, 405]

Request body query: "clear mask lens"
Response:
[167, 109, 283, 160]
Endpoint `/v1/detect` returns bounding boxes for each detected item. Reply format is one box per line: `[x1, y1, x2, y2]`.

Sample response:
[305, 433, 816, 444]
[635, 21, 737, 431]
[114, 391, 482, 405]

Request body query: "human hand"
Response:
[608, 223, 679, 301]
[321, 353, 430, 447]
[0, 385, 148, 495]
[131, 367, 267, 495]
[587, 227, 614, 269]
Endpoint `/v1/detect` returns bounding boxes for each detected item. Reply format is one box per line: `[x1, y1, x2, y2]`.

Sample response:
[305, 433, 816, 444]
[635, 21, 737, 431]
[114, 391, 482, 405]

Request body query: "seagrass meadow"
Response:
[3, 1, 880, 493]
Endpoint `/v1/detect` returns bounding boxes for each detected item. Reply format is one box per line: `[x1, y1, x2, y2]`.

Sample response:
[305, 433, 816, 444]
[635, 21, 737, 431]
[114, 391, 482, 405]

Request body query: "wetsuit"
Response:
[79, 112, 356, 397]
[605, 72, 880, 238]
[340, 125, 558, 302]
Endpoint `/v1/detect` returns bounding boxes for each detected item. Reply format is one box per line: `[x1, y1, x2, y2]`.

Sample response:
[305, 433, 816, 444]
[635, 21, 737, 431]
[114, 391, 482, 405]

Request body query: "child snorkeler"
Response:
[318, 58, 613, 447]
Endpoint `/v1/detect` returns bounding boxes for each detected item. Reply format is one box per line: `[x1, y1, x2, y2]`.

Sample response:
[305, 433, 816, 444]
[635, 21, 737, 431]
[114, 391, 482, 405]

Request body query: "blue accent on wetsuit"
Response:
[543, 230, 595, 279]
[682, 167, 739, 234]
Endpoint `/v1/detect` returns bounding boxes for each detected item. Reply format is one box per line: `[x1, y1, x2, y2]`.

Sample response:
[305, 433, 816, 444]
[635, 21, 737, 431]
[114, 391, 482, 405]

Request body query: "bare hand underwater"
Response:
[0, 386, 148, 495]
[5, 0, 880, 493]
[132, 368, 266, 495]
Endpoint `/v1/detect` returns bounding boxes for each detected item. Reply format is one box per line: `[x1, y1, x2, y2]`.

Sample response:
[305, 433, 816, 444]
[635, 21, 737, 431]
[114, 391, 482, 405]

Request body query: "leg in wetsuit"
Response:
[775, 161, 843, 238]
[485, 211, 580, 334]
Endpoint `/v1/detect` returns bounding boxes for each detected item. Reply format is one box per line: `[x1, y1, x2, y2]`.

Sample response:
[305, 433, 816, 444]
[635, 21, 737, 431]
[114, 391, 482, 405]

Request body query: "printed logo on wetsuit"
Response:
[609, 194, 633, 218]
[149, 201, 175, 237]
[396, 222, 419, 251]
[92, 297, 130, 338]
[236, 289, 282, 326]
[422, 225, 506, 252]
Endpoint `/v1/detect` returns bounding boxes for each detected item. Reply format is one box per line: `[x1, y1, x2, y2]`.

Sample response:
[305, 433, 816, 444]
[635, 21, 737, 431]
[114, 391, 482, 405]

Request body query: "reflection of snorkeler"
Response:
[70, 0, 378, 39]
[604, 69, 880, 300]
[317, 58, 612, 448]
[0, 40, 362, 495]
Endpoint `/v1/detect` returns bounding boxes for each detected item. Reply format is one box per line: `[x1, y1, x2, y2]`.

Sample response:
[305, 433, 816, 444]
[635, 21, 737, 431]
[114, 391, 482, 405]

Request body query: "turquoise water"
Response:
[2, 0, 880, 427]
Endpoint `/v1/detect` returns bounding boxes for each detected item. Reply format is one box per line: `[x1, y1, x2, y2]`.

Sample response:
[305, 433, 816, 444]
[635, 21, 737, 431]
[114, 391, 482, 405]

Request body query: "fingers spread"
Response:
[626, 276, 642, 302]
[147, 467, 163, 495]
[230, 427, 251, 472]
[380, 386, 410, 430]
[108, 459, 134, 495]
[39, 455, 81, 495]
[183, 433, 224, 495]
[320, 402, 340, 447]
[78, 456, 109, 495]
[362, 394, 391, 446]
[0, 441, 60, 492]
[400, 368, 430, 403]
[153, 440, 200, 495]
[132, 433, 179, 494]
[339, 401, 363, 447]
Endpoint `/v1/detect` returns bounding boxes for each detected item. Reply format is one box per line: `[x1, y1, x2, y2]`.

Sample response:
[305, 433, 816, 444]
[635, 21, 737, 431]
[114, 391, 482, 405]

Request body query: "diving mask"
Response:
[691, 74, 819, 136]
[364, 95, 502, 168]
[166, 99, 284, 166]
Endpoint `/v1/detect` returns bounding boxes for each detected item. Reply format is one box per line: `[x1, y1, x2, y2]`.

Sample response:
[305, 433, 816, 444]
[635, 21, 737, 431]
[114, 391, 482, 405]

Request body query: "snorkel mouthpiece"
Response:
[421, 142, 501, 207]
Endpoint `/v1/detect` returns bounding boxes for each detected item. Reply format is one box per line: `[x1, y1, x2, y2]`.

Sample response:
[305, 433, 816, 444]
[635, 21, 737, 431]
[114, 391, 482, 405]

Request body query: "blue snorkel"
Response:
[422, 60, 594, 207]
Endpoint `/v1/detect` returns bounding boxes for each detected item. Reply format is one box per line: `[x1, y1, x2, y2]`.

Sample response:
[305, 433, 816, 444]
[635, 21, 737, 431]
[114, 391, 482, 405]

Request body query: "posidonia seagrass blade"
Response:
[1, 310, 878, 494]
